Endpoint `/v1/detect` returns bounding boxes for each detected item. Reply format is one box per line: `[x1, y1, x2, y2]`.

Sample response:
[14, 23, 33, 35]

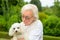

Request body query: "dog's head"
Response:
[9, 23, 22, 36]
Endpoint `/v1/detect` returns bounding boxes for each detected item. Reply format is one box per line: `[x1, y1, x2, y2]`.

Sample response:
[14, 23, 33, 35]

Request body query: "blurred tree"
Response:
[8, 0, 25, 7]
[0, 0, 3, 15]
[0, 0, 25, 21]
[1, 0, 9, 20]
[8, 0, 18, 6]
[0, 0, 26, 31]
[30, 0, 42, 11]
[53, 0, 60, 17]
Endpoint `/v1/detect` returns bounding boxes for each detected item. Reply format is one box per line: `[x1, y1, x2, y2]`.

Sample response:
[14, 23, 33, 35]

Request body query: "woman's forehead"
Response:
[22, 10, 34, 16]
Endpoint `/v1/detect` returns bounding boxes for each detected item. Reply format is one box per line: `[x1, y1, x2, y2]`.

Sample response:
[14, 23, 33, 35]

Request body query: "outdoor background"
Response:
[0, 0, 60, 40]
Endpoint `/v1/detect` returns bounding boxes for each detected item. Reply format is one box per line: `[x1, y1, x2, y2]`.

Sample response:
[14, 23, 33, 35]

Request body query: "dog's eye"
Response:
[13, 28, 15, 30]
[17, 27, 19, 29]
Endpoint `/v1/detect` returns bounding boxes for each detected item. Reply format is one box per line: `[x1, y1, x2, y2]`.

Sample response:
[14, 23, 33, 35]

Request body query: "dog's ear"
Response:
[9, 24, 15, 36]
[9, 27, 14, 36]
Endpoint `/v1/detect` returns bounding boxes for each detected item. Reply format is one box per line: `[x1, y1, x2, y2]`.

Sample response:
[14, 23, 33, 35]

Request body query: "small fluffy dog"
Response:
[9, 23, 23, 40]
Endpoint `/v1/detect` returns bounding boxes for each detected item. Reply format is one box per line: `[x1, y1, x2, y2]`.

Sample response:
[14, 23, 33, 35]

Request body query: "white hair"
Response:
[21, 4, 39, 19]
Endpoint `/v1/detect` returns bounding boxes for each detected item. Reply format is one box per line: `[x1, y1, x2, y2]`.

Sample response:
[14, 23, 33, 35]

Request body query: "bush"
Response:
[55, 21, 60, 36]
[0, 5, 22, 32]
[44, 8, 53, 15]
[43, 15, 60, 36]
[0, 15, 7, 31]
[7, 15, 22, 30]
[38, 12, 48, 22]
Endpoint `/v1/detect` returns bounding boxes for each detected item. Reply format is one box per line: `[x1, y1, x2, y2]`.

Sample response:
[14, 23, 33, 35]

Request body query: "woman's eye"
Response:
[25, 16, 30, 19]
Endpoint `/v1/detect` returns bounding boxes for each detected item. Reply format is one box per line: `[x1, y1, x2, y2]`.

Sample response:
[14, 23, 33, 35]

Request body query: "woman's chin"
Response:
[25, 23, 30, 26]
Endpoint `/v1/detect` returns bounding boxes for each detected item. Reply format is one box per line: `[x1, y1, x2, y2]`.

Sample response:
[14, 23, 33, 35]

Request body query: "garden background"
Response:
[0, 0, 60, 40]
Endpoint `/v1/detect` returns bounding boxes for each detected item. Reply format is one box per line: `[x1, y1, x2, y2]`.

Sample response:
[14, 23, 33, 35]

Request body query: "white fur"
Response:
[9, 23, 23, 40]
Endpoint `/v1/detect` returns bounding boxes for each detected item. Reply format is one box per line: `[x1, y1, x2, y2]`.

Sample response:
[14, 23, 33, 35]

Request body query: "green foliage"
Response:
[42, 0, 60, 17]
[38, 12, 48, 22]
[0, 15, 7, 31]
[7, 14, 22, 30]
[44, 8, 54, 15]
[0, 7, 3, 15]
[9, 5, 21, 15]
[43, 15, 60, 36]
[42, 1, 60, 36]
[8, 0, 25, 6]
[0, 0, 25, 32]
[56, 21, 60, 29]
[0, 0, 60, 37]
[8, 0, 18, 6]
[52, 0, 60, 17]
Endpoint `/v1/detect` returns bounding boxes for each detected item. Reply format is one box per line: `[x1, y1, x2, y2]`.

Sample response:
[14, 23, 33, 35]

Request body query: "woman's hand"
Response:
[11, 37, 24, 40]
[17, 38, 24, 40]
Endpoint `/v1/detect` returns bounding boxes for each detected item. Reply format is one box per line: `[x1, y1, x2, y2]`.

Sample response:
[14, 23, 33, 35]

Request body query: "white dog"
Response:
[9, 23, 23, 40]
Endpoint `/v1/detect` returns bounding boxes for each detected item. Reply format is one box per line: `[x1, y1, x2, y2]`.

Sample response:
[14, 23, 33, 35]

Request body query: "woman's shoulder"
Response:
[35, 20, 43, 28]
[36, 20, 43, 25]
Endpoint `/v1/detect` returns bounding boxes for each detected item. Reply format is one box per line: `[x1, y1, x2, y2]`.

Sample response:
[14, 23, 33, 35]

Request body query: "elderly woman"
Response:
[18, 4, 43, 40]
[9, 4, 43, 40]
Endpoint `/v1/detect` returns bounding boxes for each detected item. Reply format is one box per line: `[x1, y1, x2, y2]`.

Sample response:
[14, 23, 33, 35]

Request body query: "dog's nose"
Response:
[16, 31, 17, 32]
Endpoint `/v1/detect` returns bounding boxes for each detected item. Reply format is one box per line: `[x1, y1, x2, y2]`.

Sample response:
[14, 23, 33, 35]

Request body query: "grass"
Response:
[0, 31, 11, 40]
[0, 31, 60, 40]
[0, 31, 11, 39]
[44, 35, 60, 40]
[0, 38, 10, 40]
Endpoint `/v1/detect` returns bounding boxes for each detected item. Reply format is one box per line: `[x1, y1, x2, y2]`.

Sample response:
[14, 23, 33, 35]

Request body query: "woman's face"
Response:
[22, 10, 35, 26]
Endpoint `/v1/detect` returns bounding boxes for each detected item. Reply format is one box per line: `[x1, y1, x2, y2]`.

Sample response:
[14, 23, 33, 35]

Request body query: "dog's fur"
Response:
[9, 23, 24, 40]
